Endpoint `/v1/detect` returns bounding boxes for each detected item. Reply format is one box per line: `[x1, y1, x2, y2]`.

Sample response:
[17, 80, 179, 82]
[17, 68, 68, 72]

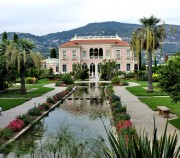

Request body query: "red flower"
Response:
[7, 119, 25, 132]
[116, 120, 132, 134]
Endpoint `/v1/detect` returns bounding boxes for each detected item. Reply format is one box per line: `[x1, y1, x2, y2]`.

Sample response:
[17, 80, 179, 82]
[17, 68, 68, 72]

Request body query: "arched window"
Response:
[99, 48, 103, 59]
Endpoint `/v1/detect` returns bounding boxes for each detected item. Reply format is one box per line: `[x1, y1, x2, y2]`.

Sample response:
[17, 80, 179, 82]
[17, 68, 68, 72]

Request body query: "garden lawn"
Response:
[0, 85, 54, 110]
[37, 78, 58, 84]
[0, 99, 31, 111]
[126, 86, 167, 96]
[0, 85, 54, 98]
[139, 97, 180, 129]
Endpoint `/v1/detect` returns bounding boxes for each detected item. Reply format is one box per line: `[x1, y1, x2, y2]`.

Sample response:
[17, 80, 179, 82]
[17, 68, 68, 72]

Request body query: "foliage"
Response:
[152, 73, 160, 82]
[100, 59, 117, 80]
[28, 106, 42, 116]
[112, 101, 122, 108]
[7, 119, 25, 132]
[26, 77, 38, 84]
[158, 56, 180, 103]
[50, 48, 57, 58]
[16, 114, 30, 125]
[39, 102, 50, 111]
[110, 94, 121, 103]
[46, 97, 55, 104]
[55, 81, 67, 87]
[0, 128, 13, 140]
[60, 73, 74, 85]
[72, 63, 89, 80]
[113, 106, 126, 115]
[104, 121, 180, 158]
[4, 35, 42, 94]
[116, 113, 131, 121]
[116, 120, 132, 134]
[131, 15, 165, 92]
[111, 76, 120, 84]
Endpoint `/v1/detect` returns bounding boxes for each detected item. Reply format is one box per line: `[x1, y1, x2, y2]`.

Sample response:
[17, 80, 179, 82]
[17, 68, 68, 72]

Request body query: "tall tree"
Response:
[132, 15, 165, 92]
[2, 31, 7, 41]
[130, 29, 143, 72]
[5, 38, 41, 94]
[50, 48, 57, 58]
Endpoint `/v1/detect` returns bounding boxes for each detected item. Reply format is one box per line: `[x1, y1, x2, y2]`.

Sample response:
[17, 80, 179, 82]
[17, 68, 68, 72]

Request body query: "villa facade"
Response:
[59, 35, 135, 77]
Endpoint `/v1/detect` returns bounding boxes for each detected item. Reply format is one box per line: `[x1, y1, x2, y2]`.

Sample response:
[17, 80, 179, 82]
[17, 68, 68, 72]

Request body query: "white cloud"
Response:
[0, 0, 179, 35]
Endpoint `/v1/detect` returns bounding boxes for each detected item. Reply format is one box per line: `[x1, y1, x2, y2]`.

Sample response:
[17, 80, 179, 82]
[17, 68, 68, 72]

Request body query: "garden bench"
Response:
[157, 106, 171, 118]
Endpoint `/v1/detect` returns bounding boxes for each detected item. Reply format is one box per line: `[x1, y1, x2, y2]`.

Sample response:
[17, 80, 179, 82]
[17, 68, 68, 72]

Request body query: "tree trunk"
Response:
[20, 71, 27, 94]
[147, 50, 154, 92]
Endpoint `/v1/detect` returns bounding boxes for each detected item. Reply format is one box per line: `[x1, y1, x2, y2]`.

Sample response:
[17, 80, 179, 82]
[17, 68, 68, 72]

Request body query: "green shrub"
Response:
[66, 85, 74, 92]
[138, 71, 148, 81]
[0, 128, 13, 140]
[16, 114, 30, 125]
[28, 106, 42, 116]
[110, 94, 121, 103]
[124, 72, 135, 78]
[26, 77, 38, 84]
[111, 76, 120, 84]
[113, 106, 126, 115]
[60, 73, 74, 85]
[46, 97, 55, 104]
[55, 81, 64, 86]
[121, 81, 129, 86]
[117, 113, 131, 121]
[152, 73, 160, 82]
[112, 101, 122, 108]
[39, 103, 50, 111]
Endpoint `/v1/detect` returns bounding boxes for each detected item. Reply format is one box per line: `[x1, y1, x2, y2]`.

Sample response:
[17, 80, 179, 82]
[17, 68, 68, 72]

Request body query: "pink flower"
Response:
[7, 119, 24, 132]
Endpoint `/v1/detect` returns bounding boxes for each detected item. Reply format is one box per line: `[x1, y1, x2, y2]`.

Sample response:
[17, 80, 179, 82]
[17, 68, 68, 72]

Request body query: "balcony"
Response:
[116, 56, 122, 59]
[72, 56, 78, 60]
[90, 56, 103, 59]
[62, 56, 67, 60]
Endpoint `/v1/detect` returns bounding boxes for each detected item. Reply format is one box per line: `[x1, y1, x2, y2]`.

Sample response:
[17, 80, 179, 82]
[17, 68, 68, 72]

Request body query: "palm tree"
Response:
[141, 15, 165, 92]
[130, 28, 143, 77]
[5, 38, 42, 94]
[131, 15, 165, 92]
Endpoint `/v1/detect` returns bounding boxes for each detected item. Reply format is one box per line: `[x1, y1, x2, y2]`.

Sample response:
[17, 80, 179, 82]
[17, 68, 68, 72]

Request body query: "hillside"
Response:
[0, 21, 180, 56]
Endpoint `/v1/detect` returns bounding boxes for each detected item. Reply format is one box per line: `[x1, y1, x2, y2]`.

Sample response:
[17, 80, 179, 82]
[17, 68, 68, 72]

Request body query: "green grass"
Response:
[0, 85, 54, 98]
[0, 84, 54, 110]
[139, 97, 180, 129]
[0, 99, 31, 111]
[126, 86, 167, 96]
[37, 78, 57, 84]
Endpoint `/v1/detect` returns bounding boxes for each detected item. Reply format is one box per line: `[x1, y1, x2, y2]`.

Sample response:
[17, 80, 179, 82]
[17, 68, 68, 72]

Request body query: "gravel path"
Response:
[113, 82, 180, 147]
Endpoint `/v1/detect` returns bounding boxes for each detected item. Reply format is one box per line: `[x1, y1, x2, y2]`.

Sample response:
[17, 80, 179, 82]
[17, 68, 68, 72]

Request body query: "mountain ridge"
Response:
[0, 21, 179, 56]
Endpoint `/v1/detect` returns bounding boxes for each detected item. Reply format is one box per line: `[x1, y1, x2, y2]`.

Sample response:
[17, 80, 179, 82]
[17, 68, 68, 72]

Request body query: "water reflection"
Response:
[0, 85, 111, 158]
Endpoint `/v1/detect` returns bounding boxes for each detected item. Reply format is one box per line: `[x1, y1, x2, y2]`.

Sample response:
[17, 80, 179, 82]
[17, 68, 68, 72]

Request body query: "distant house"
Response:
[42, 58, 59, 74]
[58, 35, 136, 77]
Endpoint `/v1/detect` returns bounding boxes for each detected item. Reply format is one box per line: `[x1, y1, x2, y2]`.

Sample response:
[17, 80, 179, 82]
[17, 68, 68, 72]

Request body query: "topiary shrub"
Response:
[110, 94, 121, 103]
[46, 97, 55, 104]
[112, 101, 122, 109]
[16, 114, 30, 125]
[111, 76, 121, 84]
[117, 113, 131, 121]
[60, 73, 74, 85]
[28, 106, 42, 116]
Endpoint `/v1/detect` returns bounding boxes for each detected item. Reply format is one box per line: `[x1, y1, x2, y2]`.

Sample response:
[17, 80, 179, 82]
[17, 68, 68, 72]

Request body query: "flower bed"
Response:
[0, 85, 74, 146]
[105, 84, 133, 137]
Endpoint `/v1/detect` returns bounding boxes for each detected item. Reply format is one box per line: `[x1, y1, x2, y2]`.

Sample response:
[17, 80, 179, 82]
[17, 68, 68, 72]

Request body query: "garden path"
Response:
[113, 82, 180, 147]
[0, 84, 66, 129]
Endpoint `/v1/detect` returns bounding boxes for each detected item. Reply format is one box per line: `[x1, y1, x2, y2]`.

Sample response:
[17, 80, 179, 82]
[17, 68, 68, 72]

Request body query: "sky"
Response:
[0, 0, 179, 36]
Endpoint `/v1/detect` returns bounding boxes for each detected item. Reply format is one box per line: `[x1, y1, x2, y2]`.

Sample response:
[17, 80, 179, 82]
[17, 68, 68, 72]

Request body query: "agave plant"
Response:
[104, 120, 180, 158]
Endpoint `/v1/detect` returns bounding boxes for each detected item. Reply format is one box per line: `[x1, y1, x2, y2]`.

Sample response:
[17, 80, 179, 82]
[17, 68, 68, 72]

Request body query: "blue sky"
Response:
[0, 0, 179, 35]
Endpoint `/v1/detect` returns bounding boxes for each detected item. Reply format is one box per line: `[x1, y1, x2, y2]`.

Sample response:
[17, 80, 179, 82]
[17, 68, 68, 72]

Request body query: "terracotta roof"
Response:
[59, 39, 129, 47]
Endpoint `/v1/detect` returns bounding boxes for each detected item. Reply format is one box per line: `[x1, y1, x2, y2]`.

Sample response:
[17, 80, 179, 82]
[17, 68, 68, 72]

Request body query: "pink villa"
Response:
[58, 35, 136, 77]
